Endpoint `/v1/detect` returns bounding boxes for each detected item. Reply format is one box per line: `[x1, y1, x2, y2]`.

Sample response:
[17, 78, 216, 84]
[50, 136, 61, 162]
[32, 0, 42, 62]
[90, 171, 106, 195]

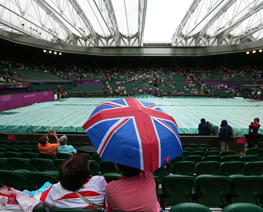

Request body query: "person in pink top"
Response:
[106, 163, 162, 212]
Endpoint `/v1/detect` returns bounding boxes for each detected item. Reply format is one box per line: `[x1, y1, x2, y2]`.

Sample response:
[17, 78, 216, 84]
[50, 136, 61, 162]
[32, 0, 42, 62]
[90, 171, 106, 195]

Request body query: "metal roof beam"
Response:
[201, 1, 263, 46]
[68, 0, 98, 46]
[93, 0, 120, 46]
[171, 0, 201, 46]
[0, 3, 68, 44]
[196, 0, 237, 45]
[33, 0, 75, 42]
[138, 0, 147, 46]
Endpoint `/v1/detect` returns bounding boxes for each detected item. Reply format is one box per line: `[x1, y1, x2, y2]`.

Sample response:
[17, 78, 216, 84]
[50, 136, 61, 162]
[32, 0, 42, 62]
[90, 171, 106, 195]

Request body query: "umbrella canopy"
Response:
[82, 97, 182, 172]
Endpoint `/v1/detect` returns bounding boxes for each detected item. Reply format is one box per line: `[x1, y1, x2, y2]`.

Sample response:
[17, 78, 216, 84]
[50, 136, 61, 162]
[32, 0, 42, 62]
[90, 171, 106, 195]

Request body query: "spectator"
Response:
[57, 135, 76, 155]
[38, 129, 60, 157]
[219, 120, 232, 152]
[40, 154, 107, 211]
[106, 163, 162, 212]
[198, 118, 211, 135]
[247, 118, 260, 148]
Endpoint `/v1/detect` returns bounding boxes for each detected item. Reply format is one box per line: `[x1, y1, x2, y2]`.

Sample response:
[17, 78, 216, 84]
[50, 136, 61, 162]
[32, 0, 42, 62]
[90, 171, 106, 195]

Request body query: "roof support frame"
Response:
[195, 0, 237, 46]
[171, 0, 201, 46]
[0, 3, 67, 44]
[93, 0, 120, 46]
[200, 1, 263, 46]
[68, 0, 99, 46]
[33, 0, 75, 43]
[138, 0, 147, 46]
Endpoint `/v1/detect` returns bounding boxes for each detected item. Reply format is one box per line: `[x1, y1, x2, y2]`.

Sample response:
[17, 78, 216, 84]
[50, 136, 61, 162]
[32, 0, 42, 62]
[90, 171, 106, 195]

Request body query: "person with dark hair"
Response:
[40, 153, 107, 211]
[247, 118, 261, 148]
[219, 120, 232, 152]
[106, 163, 162, 212]
[198, 118, 211, 135]
[38, 129, 60, 157]
[57, 135, 76, 155]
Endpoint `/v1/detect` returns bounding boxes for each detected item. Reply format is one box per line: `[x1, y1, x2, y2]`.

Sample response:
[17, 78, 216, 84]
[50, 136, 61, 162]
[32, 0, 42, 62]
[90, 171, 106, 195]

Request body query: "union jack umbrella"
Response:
[82, 97, 182, 172]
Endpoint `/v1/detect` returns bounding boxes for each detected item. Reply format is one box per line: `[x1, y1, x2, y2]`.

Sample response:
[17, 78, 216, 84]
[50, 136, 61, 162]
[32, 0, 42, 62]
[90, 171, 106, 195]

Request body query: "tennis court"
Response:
[0, 96, 262, 135]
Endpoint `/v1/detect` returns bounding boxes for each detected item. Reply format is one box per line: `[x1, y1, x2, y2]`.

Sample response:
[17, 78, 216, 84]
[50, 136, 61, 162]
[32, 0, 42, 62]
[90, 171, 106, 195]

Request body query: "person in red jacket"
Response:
[247, 118, 260, 148]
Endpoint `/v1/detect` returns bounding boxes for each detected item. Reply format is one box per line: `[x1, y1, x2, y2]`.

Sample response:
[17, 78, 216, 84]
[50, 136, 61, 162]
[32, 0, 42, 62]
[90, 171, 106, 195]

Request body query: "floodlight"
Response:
[49, 50, 52, 54]
[54, 52, 57, 55]
[43, 49, 47, 53]
[59, 52, 62, 55]
[252, 50, 256, 53]
[259, 49, 262, 52]
[246, 51, 249, 54]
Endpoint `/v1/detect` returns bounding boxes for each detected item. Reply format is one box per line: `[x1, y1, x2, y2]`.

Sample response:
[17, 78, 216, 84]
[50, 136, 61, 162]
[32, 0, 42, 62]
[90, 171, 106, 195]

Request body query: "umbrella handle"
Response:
[163, 156, 170, 174]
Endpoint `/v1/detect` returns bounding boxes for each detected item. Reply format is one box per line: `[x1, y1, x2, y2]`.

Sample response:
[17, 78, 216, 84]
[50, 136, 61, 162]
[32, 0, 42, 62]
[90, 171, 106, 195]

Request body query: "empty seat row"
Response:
[171, 154, 259, 164]
[160, 174, 263, 208]
[0, 157, 115, 175]
[173, 161, 263, 176]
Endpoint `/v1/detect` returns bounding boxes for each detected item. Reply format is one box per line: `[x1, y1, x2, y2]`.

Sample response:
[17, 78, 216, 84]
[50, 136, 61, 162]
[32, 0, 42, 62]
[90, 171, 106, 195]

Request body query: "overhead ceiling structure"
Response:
[172, 0, 263, 46]
[0, 0, 147, 47]
[0, 0, 263, 50]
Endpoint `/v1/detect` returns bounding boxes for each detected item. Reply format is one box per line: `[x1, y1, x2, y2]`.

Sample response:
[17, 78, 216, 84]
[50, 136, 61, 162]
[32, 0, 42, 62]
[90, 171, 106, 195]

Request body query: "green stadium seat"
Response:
[195, 161, 220, 175]
[0, 158, 8, 170]
[194, 175, 230, 207]
[245, 147, 260, 156]
[222, 203, 263, 212]
[30, 158, 55, 171]
[21, 152, 39, 159]
[182, 150, 191, 157]
[10, 141, 20, 145]
[56, 153, 72, 159]
[202, 155, 221, 162]
[33, 207, 48, 212]
[39, 153, 55, 159]
[172, 161, 195, 176]
[184, 155, 202, 164]
[32, 147, 40, 153]
[188, 144, 198, 149]
[220, 150, 236, 156]
[240, 155, 259, 162]
[28, 171, 59, 190]
[91, 153, 102, 163]
[227, 175, 263, 205]
[0, 170, 29, 190]
[30, 141, 40, 146]
[4, 151, 21, 158]
[20, 141, 31, 146]
[1, 140, 11, 145]
[198, 144, 209, 148]
[6, 147, 20, 152]
[7, 158, 32, 171]
[219, 161, 245, 176]
[181, 143, 188, 149]
[79, 142, 91, 146]
[169, 203, 212, 212]
[100, 160, 118, 174]
[243, 161, 263, 175]
[195, 147, 207, 151]
[191, 150, 206, 157]
[221, 155, 240, 162]
[161, 175, 195, 208]
[184, 147, 195, 153]
[89, 160, 100, 175]
[153, 166, 167, 183]
[207, 147, 220, 151]
[206, 150, 220, 156]
[0, 152, 4, 158]
[102, 173, 121, 183]
[53, 159, 65, 171]
[80, 153, 92, 160]
[20, 147, 33, 152]
[0, 147, 6, 152]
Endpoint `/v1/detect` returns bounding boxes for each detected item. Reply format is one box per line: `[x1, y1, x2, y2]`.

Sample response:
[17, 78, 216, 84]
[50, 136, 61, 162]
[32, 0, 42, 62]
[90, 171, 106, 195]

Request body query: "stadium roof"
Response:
[0, 0, 263, 48]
